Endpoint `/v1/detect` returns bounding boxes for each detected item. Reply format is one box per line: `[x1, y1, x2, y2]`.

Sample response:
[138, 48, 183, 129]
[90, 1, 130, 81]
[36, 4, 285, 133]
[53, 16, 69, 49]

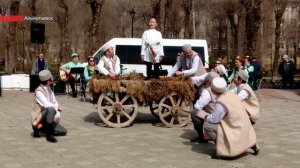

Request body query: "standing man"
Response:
[31, 52, 49, 75]
[199, 77, 258, 158]
[31, 70, 67, 143]
[167, 44, 206, 77]
[251, 56, 262, 91]
[278, 55, 296, 88]
[141, 18, 164, 79]
[60, 53, 84, 98]
[97, 44, 121, 78]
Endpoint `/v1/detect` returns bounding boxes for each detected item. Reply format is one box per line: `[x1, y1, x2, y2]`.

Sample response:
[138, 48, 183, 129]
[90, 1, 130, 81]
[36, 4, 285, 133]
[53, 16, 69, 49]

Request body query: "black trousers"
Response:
[38, 107, 67, 135]
[191, 109, 205, 140]
[145, 61, 160, 79]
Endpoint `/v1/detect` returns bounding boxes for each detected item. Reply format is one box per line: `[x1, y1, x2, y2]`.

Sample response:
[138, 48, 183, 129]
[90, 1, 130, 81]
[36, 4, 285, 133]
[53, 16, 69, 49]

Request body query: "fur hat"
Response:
[182, 44, 192, 52]
[214, 64, 226, 76]
[39, 70, 53, 81]
[102, 43, 113, 52]
[211, 77, 227, 93]
[207, 72, 220, 82]
[238, 70, 249, 81]
[71, 53, 79, 57]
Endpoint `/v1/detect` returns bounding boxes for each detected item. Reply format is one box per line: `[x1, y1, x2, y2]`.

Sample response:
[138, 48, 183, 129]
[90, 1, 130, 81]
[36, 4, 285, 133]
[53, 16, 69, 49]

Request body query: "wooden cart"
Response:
[90, 74, 196, 128]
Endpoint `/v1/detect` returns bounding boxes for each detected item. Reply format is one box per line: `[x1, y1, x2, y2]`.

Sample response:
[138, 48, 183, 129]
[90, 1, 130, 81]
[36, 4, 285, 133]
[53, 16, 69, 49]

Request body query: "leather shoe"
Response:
[46, 135, 57, 143]
[251, 144, 260, 155]
[190, 137, 208, 143]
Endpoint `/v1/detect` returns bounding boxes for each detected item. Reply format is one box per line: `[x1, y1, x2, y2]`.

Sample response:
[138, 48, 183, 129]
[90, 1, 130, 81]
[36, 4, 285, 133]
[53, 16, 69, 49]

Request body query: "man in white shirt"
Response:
[31, 70, 67, 143]
[97, 44, 121, 78]
[230, 70, 260, 124]
[199, 77, 259, 158]
[167, 44, 206, 77]
[190, 72, 219, 143]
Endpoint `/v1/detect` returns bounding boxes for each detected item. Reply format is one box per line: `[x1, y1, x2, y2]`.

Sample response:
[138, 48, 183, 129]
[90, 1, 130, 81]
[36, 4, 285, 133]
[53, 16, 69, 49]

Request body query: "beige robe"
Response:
[216, 91, 257, 157]
[240, 84, 260, 122]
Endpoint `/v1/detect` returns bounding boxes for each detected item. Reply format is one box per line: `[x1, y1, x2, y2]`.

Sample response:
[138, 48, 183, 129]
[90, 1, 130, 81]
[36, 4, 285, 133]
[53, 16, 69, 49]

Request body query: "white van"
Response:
[92, 38, 209, 76]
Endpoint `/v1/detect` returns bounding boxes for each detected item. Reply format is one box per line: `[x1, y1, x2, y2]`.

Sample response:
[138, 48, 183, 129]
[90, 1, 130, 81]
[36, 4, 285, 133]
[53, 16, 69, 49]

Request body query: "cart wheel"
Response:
[148, 101, 160, 119]
[158, 93, 192, 128]
[97, 92, 138, 128]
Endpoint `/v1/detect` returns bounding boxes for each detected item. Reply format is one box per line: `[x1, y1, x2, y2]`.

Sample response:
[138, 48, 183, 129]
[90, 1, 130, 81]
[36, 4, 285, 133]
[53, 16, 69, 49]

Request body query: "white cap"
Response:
[39, 70, 53, 81]
[215, 64, 226, 76]
[102, 43, 113, 52]
[211, 77, 227, 93]
[238, 70, 249, 81]
[207, 72, 220, 82]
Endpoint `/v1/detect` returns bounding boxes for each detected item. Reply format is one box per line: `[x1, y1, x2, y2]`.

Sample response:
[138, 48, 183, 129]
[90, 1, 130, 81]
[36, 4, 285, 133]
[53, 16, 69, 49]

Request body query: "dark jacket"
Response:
[278, 60, 296, 76]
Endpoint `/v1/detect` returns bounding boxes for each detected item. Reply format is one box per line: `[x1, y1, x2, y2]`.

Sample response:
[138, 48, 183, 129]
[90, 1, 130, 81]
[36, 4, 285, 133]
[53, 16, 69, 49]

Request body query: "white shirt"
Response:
[237, 84, 249, 101]
[191, 73, 208, 87]
[97, 56, 120, 76]
[35, 85, 60, 120]
[167, 55, 200, 77]
[206, 103, 227, 124]
[141, 29, 164, 63]
[194, 89, 211, 111]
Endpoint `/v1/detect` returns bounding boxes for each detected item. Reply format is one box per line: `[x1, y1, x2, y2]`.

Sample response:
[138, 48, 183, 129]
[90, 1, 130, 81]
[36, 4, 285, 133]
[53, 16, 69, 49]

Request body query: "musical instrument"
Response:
[59, 70, 75, 81]
[145, 42, 160, 64]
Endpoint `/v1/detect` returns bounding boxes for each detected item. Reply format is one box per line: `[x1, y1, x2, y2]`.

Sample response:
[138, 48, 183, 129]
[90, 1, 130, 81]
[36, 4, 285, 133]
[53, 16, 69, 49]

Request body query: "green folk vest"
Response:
[179, 51, 206, 76]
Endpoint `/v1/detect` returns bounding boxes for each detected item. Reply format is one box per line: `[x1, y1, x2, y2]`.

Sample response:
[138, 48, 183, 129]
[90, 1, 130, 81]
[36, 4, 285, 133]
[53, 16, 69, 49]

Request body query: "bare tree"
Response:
[272, 0, 288, 78]
[55, 0, 71, 64]
[25, 0, 37, 16]
[240, 0, 262, 57]
[223, 0, 242, 58]
[5, 0, 21, 74]
[85, 0, 105, 56]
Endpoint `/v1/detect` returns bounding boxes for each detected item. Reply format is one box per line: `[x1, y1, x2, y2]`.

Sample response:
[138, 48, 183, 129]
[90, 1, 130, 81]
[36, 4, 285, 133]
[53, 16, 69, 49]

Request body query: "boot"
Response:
[251, 144, 260, 155]
[32, 126, 40, 138]
[46, 123, 57, 143]
[190, 125, 208, 143]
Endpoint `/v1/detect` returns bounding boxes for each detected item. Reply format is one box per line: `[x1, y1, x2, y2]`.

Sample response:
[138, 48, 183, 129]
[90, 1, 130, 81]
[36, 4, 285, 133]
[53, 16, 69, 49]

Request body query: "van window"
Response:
[115, 45, 205, 66]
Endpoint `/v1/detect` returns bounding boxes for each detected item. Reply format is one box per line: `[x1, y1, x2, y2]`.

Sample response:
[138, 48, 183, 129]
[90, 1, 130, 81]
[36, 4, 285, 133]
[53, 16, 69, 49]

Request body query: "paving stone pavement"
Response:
[0, 89, 299, 168]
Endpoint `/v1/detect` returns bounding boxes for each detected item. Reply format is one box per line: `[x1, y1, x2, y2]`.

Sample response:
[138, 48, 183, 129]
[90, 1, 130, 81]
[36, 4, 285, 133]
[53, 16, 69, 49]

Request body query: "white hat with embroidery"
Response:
[238, 70, 249, 81]
[102, 43, 113, 52]
[207, 72, 220, 81]
[211, 77, 227, 93]
[39, 70, 53, 81]
[215, 64, 226, 76]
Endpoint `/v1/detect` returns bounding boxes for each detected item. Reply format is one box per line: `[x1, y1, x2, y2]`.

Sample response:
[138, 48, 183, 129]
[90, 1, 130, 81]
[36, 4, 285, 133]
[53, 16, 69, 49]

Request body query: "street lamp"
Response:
[129, 8, 136, 38]
[21, 26, 25, 72]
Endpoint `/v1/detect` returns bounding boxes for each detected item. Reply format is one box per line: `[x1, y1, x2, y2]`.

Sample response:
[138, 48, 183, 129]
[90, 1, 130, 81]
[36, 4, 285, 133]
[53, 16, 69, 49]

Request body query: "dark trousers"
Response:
[282, 75, 294, 87]
[145, 61, 160, 79]
[191, 109, 205, 140]
[39, 107, 67, 135]
[68, 77, 76, 93]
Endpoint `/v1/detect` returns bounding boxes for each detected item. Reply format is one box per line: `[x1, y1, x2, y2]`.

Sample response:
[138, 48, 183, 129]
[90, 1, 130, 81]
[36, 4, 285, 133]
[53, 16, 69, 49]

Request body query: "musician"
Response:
[60, 53, 84, 98]
[97, 44, 120, 78]
[140, 17, 164, 79]
[167, 44, 206, 77]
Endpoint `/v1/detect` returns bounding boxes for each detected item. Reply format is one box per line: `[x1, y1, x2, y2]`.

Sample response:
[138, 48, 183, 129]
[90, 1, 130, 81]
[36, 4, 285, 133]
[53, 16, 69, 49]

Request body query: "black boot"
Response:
[46, 123, 57, 143]
[32, 126, 40, 138]
[190, 124, 208, 143]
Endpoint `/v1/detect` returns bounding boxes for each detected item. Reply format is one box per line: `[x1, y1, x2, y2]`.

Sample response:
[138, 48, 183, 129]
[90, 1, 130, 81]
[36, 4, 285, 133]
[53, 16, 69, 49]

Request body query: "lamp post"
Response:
[21, 26, 25, 72]
[129, 8, 136, 38]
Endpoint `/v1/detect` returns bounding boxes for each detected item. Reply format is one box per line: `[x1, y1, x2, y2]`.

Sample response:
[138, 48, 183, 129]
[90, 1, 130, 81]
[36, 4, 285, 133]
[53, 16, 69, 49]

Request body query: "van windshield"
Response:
[115, 45, 205, 66]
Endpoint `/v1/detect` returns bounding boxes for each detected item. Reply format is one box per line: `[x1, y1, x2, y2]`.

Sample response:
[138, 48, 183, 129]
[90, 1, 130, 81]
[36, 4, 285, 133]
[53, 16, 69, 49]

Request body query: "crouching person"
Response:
[198, 77, 259, 159]
[31, 70, 67, 143]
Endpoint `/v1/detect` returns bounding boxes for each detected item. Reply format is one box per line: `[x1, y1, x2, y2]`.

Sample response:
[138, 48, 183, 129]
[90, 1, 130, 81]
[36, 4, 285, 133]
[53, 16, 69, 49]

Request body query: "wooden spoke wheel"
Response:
[148, 101, 160, 119]
[97, 92, 138, 128]
[158, 93, 192, 128]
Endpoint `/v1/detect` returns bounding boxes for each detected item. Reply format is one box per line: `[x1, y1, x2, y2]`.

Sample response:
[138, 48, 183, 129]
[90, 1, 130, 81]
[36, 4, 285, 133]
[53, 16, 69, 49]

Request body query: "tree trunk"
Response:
[86, 0, 104, 56]
[183, 0, 192, 38]
[240, 0, 262, 57]
[5, 0, 20, 74]
[272, 0, 288, 78]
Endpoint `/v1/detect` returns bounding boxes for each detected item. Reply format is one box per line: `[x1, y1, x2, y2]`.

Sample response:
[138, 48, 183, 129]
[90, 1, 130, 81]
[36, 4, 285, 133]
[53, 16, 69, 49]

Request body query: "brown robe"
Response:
[216, 91, 257, 157]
